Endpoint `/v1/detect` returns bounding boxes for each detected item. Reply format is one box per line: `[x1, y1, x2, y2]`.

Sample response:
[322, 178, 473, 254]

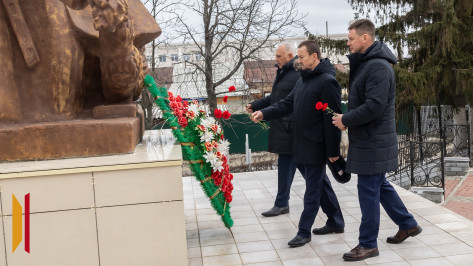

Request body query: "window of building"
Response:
[171, 54, 179, 62]
[183, 54, 191, 61]
[195, 53, 202, 60]
[158, 55, 166, 62]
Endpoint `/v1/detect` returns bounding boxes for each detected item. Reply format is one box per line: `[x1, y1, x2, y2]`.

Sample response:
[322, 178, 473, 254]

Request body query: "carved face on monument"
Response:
[89, 0, 128, 32]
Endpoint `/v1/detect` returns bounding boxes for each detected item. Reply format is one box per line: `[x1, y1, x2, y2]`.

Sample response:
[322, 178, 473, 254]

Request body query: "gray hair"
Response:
[278, 43, 295, 55]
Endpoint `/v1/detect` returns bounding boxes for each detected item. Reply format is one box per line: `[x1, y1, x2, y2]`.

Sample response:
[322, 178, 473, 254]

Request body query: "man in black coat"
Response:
[332, 19, 421, 261]
[252, 40, 345, 247]
[247, 44, 299, 217]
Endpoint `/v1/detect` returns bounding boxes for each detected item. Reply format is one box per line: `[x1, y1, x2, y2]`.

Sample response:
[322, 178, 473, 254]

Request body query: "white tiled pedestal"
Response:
[0, 130, 187, 266]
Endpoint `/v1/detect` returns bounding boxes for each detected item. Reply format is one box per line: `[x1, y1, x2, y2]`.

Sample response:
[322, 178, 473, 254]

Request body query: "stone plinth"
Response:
[0, 130, 187, 266]
[445, 157, 471, 176]
[0, 105, 145, 162]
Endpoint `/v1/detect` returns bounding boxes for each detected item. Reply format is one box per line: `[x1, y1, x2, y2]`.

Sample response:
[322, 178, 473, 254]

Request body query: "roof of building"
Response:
[244, 60, 277, 84]
[150, 67, 174, 87]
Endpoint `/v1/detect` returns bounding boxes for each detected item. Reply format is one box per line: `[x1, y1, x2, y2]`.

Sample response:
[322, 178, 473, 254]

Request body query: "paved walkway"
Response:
[444, 171, 473, 221]
[185, 169, 473, 265]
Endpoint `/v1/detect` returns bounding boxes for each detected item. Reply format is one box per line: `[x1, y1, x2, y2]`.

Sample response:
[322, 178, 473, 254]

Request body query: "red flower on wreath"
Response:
[168, 91, 175, 102]
[223, 95, 228, 103]
[205, 142, 212, 151]
[210, 125, 218, 133]
[178, 117, 188, 127]
[226, 195, 233, 203]
[170, 101, 179, 111]
[228, 85, 236, 92]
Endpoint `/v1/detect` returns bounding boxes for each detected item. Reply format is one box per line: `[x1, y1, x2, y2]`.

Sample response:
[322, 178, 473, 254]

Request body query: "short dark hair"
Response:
[348, 19, 375, 39]
[298, 40, 321, 59]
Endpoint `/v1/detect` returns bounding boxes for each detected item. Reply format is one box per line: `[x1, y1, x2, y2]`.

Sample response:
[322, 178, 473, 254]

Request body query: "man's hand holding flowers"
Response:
[332, 114, 346, 131]
[315, 101, 346, 131]
[251, 111, 264, 123]
[246, 104, 253, 113]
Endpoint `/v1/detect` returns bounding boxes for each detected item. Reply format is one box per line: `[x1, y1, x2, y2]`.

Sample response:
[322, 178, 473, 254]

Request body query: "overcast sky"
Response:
[297, 0, 358, 36]
[154, 0, 375, 41]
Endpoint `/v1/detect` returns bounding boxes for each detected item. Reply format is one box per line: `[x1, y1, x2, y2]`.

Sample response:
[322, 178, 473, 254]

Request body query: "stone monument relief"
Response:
[0, 0, 161, 161]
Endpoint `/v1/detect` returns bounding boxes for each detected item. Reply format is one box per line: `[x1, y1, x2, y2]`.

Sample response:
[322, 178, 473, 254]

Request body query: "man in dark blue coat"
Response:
[252, 40, 345, 247]
[332, 19, 422, 261]
[247, 44, 300, 217]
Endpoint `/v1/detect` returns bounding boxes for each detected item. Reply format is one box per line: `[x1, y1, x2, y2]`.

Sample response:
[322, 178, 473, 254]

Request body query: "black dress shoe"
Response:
[261, 206, 289, 217]
[387, 225, 422, 244]
[343, 245, 379, 261]
[312, 225, 344, 235]
[287, 235, 311, 247]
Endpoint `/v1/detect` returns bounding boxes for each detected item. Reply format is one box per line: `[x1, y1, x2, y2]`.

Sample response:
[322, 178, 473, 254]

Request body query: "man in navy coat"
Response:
[247, 44, 300, 217]
[252, 40, 345, 247]
[332, 19, 422, 261]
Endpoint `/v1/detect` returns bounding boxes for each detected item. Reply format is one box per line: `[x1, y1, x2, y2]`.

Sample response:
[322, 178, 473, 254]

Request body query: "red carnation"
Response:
[228, 86, 236, 92]
[222, 110, 231, 119]
[183, 101, 189, 107]
[178, 117, 188, 128]
[322, 103, 328, 111]
[176, 95, 182, 102]
[214, 109, 223, 119]
[223, 95, 228, 103]
[315, 101, 338, 117]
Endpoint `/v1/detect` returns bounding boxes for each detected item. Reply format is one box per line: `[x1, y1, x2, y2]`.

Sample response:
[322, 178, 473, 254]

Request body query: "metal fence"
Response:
[442, 124, 471, 158]
[221, 114, 270, 154]
[409, 141, 444, 188]
[387, 104, 471, 190]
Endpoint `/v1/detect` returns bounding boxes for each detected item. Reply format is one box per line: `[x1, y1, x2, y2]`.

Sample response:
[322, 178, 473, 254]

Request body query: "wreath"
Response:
[144, 75, 234, 228]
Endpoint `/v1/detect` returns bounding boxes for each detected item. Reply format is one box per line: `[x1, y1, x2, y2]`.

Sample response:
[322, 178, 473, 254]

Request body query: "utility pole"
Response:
[325, 21, 328, 37]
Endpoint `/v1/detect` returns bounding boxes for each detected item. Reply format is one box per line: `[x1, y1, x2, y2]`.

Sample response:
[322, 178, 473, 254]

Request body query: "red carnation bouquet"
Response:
[315, 101, 338, 117]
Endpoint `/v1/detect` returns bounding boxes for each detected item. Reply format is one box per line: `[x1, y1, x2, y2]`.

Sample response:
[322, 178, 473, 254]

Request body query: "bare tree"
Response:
[140, 0, 182, 129]
[173, 0, 305, 111]
[141, 0, 182, 71]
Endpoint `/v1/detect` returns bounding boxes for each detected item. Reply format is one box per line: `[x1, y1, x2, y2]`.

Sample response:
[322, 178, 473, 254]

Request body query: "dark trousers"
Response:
[357, 173, 418, 249]
[274, 154, 297, 208]
[296, 163, 345, 238]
